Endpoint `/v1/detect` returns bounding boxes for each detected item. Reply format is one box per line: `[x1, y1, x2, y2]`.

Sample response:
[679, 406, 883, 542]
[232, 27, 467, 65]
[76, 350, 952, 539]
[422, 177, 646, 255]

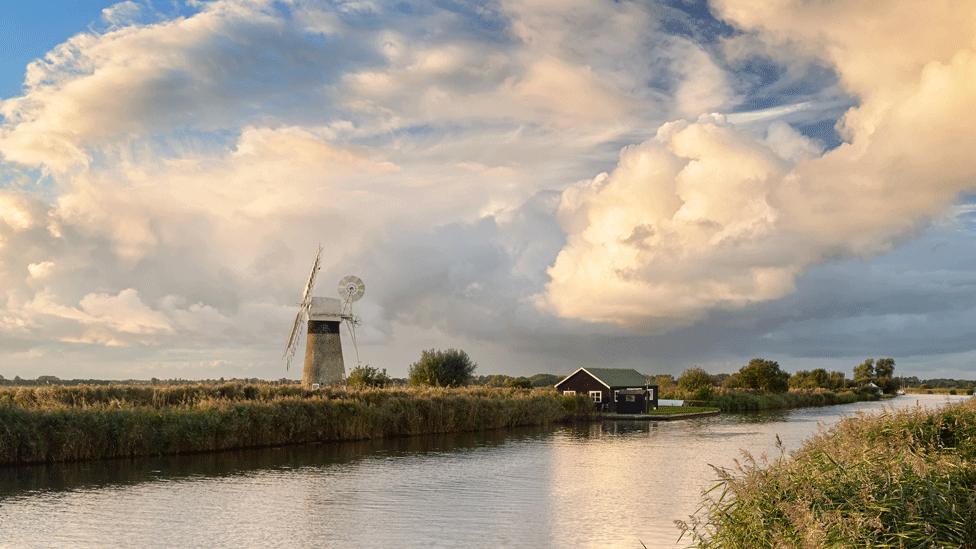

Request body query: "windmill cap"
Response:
[309, 297, 342, 319]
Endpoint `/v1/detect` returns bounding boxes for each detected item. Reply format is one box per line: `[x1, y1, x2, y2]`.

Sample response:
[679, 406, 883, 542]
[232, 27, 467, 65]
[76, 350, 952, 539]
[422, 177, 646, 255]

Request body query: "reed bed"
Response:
[0, 384, 596, 465]
[678, 397, 976, 547]
[697, 388, 874, 412]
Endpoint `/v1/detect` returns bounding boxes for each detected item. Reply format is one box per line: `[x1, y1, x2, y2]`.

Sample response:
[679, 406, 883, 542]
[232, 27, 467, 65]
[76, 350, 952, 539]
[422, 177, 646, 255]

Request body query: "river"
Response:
[0, 394, 967, 548]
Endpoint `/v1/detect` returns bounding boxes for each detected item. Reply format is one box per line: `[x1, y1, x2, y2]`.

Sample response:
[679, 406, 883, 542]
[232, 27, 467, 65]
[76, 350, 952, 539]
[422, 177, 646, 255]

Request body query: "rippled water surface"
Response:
[0, 394, 967, 548]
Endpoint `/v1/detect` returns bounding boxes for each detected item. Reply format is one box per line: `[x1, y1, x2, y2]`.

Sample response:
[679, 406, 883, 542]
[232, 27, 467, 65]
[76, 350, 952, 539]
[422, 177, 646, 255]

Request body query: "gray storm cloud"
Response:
[540, 0, 976, 327]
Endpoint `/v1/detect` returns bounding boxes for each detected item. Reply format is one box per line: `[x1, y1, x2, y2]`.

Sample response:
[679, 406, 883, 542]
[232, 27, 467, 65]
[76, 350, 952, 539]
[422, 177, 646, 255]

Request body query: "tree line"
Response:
[661, 357, 902, 400]
[4, 351, 969, 394]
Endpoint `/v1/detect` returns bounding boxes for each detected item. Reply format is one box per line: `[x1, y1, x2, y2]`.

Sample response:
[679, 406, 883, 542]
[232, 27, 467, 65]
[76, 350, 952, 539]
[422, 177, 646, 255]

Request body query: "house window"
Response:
[588, 390, 602, 403]
[626, 395, 636, 402]
[563, 390, 576, 396]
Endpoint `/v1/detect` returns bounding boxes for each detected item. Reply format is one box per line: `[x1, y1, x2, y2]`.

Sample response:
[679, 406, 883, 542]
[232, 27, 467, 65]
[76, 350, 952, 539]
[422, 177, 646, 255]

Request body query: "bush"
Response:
[408, 348, 477, 387]
[678, 368, 713, 400]
[505, 377, 532, 389]
[346, 365, 392, 388]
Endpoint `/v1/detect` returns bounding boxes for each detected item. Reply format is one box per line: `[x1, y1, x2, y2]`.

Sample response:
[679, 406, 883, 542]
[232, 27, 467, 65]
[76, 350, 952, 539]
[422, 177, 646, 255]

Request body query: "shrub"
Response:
[408, 348, 477, 387]
[346, 365, 392, 388]
[678, 368, 713, 400]
[505, 377, 532, 389]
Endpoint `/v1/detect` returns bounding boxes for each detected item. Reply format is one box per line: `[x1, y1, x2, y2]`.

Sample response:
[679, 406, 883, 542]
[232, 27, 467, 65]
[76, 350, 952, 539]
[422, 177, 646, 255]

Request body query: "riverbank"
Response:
[679, 395, 976, 546]
[599, 406, 720, 421]
[0, 384, 597, 465]
[690, 388, 878, 412]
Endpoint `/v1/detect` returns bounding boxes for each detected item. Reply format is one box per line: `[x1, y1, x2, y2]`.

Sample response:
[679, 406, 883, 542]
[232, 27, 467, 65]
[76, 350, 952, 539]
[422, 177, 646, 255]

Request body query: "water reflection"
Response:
[0, 428, 554, 499]
[0, 394, 967, 548]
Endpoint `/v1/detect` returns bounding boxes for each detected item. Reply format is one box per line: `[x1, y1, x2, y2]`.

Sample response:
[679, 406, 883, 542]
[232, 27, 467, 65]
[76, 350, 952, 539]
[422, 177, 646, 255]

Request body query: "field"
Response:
[0, 384, 596, 465]
[679, 397, 976, 546]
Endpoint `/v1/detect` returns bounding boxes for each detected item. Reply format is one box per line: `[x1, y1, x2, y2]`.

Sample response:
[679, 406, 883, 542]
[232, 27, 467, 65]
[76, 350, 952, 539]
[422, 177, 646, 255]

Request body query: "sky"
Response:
[1, 0, 975, 381]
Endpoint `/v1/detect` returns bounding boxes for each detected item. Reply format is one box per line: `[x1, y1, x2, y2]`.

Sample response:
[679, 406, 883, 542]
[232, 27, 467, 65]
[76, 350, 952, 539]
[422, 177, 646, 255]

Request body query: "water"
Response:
[0, 394, 967, 548]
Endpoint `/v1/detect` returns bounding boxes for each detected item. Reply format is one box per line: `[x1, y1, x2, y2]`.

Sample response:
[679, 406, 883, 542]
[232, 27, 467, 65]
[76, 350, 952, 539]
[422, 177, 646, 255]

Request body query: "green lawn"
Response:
[647, 405, 719, 415]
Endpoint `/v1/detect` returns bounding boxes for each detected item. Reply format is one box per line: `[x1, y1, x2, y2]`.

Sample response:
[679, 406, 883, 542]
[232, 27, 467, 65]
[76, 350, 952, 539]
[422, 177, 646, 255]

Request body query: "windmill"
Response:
[284, 247, 366, 388]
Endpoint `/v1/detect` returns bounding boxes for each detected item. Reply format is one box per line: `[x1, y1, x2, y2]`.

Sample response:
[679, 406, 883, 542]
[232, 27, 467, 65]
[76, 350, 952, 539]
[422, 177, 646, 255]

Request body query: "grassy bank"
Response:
[904, 386, 975, 396]
[0, 384, 596, 465]
[691, 388, 877, 412]
[647, 406, 719, 416]
[679, 397, 976, 547]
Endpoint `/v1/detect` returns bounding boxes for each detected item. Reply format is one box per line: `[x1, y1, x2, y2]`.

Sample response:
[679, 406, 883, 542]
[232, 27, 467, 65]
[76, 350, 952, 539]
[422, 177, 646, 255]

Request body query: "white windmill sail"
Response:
[283, 245, 322, 370]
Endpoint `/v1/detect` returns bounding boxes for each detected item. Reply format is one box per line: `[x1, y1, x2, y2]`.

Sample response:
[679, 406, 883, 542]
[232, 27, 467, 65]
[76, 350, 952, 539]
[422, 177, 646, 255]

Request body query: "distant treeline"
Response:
[648, 357, 901, 401]
[0, 375, 300, 387]
[894, 376, 976, 389]
[4, 355, 971, 396]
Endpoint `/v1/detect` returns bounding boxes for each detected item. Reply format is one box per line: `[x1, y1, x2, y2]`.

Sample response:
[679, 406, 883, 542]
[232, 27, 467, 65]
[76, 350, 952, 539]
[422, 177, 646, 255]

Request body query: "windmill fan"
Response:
[337, 274, 366, 365]
[338, 275, 365, 307]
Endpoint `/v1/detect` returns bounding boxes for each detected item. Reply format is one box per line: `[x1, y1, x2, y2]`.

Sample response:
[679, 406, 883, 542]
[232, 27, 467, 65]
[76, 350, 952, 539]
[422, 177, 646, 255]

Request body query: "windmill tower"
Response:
[284, 247, 366, 388]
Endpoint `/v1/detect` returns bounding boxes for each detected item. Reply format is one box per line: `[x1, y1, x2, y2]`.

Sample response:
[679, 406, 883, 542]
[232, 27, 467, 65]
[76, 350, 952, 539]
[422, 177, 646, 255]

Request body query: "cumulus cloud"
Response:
[1, 0, 972, 379]
[541, 0, 976, 327]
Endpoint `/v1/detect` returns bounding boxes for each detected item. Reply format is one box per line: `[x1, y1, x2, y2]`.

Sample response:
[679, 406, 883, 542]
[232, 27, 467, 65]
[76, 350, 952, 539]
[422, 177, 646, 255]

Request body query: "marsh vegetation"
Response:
[679, 397, 976, 547]
[0, 384, 595, 465]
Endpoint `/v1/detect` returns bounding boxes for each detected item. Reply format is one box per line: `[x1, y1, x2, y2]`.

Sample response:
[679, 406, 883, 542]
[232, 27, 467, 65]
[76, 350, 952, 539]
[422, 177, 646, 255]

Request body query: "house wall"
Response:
[556, 371, 661, 413]
[614, 392, 645, 414]
[556, 370, 611, 407]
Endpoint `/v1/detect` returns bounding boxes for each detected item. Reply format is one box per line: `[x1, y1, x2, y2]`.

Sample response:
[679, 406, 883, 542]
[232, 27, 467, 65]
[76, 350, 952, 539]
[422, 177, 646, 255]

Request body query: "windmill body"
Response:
[302, 297, 345, 386]
[284, 247, 366, 389]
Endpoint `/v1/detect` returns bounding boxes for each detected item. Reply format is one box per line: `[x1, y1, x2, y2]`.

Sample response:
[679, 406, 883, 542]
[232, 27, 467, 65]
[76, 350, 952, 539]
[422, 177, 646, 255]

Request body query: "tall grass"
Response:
[0, 384, 596, 465]
[695, 388, 875, 412]
[678, 397, 976, 547]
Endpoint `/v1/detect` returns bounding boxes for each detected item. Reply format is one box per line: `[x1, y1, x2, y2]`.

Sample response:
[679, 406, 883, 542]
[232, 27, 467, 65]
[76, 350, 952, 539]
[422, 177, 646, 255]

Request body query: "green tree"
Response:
[874, 357, 898, 393]
[828, 371, 848, 391]
[853, 358, 876, 385]
[722, 373, 742, 389]
[790, 368, 833, 390]
[408, 348, 477, 387]
[347, 364, 392, 388]
[735, 358, 790, 393]
[652, 374, 677, 397]
[678, 367, 714, 400]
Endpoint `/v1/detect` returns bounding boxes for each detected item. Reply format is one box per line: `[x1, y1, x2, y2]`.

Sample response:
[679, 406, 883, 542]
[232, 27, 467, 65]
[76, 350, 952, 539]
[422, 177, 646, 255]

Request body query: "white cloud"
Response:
[26, 261, 55, 280]
[541, 0, 976, 327]
[0, 192, 35, 231]
[2, 0, 973, 379]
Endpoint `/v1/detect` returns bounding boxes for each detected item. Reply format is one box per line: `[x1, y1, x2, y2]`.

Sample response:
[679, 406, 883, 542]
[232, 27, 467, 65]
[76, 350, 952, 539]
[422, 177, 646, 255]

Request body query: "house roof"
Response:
[556, 367, 649, 389]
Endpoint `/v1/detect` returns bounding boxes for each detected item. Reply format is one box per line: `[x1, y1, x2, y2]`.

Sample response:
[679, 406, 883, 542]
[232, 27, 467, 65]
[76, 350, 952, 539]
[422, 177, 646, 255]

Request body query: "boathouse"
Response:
[555, 367, 659, 413]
